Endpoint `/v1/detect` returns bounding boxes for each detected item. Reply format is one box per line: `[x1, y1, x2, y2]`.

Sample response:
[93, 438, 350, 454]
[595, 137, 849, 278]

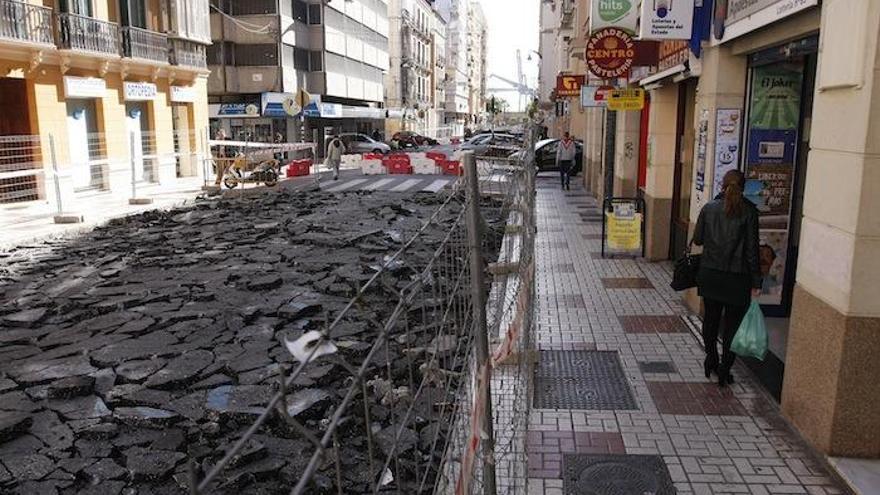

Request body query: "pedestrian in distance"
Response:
[692, 169, 762, 388]
[372, 129, 382, 142]
[556, 132, 576, 190]
[213, 128, 228, 187]
[274, 132, 285, 164]
[325, 134, 345, 181]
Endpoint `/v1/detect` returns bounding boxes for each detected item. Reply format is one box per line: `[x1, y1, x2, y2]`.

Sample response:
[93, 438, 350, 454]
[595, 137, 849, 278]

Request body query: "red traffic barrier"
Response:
[426, 151, 447, 162]
[387, 153, 411, 163]
[286, 159, 312, 177]
[440, 160, 462, 176]
[363, 153, 383, 160]
[386, 161, 414, 175]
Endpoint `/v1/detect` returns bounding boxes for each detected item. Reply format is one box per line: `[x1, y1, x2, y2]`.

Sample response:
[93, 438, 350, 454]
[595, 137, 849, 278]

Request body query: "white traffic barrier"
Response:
[360, 159, 386, 175]
[408, 152, 427, 159]
[411, 157, 439, 175]
[341, 154, 361, 164]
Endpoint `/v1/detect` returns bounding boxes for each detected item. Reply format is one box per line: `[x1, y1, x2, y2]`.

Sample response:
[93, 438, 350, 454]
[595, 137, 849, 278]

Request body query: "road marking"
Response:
[363, 178, 397, 191]
[422, 179, 450, 193]
[390, 179, 422, 192]
[325, 178, 369, 192]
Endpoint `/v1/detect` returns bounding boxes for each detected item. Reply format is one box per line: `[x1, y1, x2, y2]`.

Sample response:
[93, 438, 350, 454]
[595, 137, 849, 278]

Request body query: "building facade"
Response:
[0, 0, 211, 206]
[208, 0, 389, 147]
[550, 0, 880, 468]
[385, 0, 447, 137]
[434, 0, 485, 131]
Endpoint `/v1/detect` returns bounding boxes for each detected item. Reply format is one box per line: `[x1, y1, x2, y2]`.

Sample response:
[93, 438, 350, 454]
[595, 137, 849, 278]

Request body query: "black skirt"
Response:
[697, 267, 751, 307]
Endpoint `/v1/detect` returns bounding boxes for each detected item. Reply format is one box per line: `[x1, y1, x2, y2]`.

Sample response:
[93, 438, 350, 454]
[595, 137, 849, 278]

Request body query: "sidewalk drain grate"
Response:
[534, 351, 638, 410]
[563, 454, 676, 495]
[639, 361, 676, 373]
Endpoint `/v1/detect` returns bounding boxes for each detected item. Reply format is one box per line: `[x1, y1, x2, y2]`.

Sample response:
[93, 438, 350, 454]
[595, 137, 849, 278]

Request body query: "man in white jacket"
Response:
[325, 134, 346, 180]
[555, 132, 576, 190]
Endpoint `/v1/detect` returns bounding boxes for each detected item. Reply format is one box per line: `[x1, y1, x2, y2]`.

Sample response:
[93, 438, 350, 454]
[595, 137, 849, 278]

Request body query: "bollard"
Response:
[128, 132, 153, 205]
[48, 134, 83, 224]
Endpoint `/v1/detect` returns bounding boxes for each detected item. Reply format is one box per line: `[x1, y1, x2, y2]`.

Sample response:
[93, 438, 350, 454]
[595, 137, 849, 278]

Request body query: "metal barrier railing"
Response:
[0, 135, 44, 204]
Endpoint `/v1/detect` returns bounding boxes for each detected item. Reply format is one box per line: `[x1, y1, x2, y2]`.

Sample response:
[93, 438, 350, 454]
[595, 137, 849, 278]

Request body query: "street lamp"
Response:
[526, 50, 542, 62]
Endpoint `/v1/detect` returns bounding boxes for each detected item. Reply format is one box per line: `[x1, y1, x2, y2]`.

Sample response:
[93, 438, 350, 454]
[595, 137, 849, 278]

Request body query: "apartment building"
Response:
[465, 0, 486, 126]
[385, 0, 447, 137]
[208, 0, 389, 146]
[433, 0, 469, 130]
[0, 0, 211, 205]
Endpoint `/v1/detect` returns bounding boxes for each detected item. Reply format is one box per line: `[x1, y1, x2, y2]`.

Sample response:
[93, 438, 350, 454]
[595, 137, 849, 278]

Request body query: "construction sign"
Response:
[555, 75, 586, 98]
[606, 88, 645, 110]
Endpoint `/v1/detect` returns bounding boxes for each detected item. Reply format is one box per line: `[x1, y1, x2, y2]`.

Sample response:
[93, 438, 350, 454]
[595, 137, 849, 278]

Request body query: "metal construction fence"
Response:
[187, 127, 539, 494]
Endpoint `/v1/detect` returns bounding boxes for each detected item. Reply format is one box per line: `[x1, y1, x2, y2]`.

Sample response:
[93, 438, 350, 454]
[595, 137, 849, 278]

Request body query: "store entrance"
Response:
[740, 36, 818, 400]
[670, 79, 697, 259]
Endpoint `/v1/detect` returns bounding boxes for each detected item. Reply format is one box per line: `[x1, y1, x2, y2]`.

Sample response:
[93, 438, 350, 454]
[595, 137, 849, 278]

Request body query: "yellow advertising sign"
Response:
[607, 88, 645, 111]
[605, 211, 642, 252]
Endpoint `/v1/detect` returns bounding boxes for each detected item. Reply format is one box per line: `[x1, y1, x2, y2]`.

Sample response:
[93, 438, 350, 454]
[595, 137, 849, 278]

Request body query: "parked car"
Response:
[337, 133, 390, 154]
[459, 133, 522, 156]
[509, 138, 583, 176]
[391, 131, 439, 147]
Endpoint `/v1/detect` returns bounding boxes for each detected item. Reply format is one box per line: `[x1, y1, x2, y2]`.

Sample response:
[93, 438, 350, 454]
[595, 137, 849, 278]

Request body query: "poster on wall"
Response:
[713, 108, 742, 197]
[694, 109, 709, 193]
[756, 230, 789, 305]
[744, 62, 804, 306]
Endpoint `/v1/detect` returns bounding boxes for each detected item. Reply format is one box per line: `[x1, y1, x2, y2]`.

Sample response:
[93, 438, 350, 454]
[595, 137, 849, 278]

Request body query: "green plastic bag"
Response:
[731, 301, 768, 360]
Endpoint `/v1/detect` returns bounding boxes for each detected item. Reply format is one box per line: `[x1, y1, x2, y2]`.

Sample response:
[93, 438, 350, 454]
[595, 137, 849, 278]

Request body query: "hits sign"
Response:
[556, 75, 586, 98]
[606, 88, 645, 110]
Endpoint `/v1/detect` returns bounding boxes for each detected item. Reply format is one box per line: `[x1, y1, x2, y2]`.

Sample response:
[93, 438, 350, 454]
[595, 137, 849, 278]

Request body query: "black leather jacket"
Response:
[693, 195, 762, 289]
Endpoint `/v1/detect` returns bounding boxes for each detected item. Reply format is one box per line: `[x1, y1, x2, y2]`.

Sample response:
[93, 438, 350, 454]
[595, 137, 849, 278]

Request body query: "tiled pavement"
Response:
[522, 176, 850, 495]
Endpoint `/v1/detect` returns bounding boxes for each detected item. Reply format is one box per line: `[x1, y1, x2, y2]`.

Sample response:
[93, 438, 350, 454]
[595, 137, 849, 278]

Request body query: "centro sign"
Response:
[586, 27, 636, 79]
[124, 81, 158, 101]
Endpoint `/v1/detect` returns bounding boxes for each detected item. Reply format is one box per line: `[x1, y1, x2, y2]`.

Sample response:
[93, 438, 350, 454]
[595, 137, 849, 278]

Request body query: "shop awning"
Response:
[639, 63, 688, 89]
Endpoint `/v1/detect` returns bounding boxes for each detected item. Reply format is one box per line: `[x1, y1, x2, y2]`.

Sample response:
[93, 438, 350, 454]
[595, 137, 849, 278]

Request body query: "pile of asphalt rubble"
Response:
[0, 189, 504, 494]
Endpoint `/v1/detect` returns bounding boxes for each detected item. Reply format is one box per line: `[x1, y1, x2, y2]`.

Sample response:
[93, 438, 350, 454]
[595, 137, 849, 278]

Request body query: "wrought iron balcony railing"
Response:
[56, 11, 120, 56]
[0, 0, 54, 46]
[169, 38, 207, 69]
[122, 26, 168, 63]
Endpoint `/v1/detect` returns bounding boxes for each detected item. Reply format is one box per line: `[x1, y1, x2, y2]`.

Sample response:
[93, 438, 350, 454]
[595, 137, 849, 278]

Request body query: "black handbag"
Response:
[670, 243, 700, 291]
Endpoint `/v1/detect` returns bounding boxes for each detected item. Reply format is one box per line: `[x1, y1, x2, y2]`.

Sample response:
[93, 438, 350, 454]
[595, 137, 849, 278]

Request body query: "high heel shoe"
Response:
[703, 357, 717, 378]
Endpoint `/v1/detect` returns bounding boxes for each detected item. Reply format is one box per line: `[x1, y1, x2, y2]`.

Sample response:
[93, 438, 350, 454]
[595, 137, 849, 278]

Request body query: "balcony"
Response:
[169, 38, 207, 69]
[57, 12, 119, 56]
[0, 0, 53, 46]
[122, 26, 168, 63]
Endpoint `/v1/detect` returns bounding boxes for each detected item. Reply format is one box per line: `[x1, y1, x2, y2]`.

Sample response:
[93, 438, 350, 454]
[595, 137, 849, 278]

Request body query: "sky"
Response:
[477, 0, 540, 112]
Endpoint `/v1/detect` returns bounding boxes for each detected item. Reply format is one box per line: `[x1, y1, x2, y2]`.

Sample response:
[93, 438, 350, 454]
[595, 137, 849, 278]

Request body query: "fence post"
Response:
[463, 150, 498, 495]
[128, 131, 153, 205]
[48, 134, 83, 224]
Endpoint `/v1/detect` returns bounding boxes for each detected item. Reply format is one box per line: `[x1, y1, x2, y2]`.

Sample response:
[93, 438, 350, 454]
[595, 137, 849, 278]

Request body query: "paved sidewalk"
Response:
[525, 176, 849, 495]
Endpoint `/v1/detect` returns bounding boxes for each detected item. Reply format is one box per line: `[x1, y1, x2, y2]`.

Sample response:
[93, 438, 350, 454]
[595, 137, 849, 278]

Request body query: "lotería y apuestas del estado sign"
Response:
[586, 27, 636, 79]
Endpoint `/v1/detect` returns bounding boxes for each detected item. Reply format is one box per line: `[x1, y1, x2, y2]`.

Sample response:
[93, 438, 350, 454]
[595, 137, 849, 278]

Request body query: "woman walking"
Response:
[693, 170, 762, 387]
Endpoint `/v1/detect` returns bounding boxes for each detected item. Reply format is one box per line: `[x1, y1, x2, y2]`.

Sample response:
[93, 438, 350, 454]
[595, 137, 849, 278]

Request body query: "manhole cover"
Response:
[534, 351, 638, 410]
[638, 361, 676, 374]
[563, 454, 676, 495]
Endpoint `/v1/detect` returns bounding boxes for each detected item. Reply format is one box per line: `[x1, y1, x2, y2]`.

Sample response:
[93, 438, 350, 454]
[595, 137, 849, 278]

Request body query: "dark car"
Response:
[392, 131, 439, 147]
[510, 138, 583, 176]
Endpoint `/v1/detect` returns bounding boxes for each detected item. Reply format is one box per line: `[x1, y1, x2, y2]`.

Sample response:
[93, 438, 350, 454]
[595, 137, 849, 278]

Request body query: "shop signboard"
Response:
[606, 88, 645, 111]
[712, 108, 742, 197]
[744, 63, 804, 306]
[657, 40, 690, 71]
[63, 76, 106, 98]
[556, 75, 586, 98]
[586, 28, 636, 79]
[590, 0, 639, 33]
[261, 92, 301, 117]
[639, 0, 695, 40]
[713, 0, 819, 44]
[581, 85, 615, 107]
[215, 103, 260, 118]
[170, 86, 197, 103]
[123, 82, 158, 101]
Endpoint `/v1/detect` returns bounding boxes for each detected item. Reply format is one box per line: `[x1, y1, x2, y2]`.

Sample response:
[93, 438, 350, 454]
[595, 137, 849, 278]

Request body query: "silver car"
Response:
[337, 133, 390, 154]
[459, 133, 521, 156]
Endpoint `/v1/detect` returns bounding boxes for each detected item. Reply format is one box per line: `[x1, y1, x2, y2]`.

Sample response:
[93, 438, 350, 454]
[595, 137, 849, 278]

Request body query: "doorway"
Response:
[670, 79, 697, 259]
[67, 99, 102, 190]
[125, 102, 150, 182]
